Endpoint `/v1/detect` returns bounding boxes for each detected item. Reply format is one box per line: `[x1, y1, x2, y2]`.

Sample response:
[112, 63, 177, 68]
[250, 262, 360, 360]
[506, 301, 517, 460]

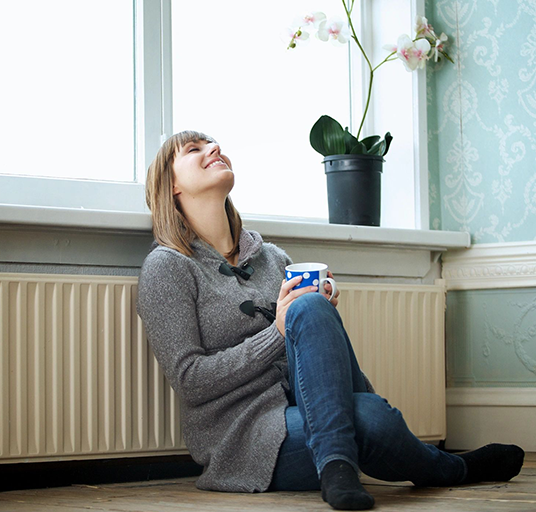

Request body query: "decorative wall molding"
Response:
[442, 242, 536, 290]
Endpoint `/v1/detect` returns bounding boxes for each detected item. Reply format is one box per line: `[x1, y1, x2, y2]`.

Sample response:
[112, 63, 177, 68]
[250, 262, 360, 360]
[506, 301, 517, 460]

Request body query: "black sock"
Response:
[320, 460, 375, 510]
[459, 444, 525, 484]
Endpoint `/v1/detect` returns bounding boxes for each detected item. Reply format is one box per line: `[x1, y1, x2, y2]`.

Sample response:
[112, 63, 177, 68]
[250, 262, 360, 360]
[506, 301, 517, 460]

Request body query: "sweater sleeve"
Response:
[137, 248, 286, 407]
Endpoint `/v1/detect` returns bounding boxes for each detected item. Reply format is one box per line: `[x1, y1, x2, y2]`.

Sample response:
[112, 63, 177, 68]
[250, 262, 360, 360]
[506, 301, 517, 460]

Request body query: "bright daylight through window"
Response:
[0, 0, 134, 183]
[171, 0, 415, 228]
[0, 0, 416, 228]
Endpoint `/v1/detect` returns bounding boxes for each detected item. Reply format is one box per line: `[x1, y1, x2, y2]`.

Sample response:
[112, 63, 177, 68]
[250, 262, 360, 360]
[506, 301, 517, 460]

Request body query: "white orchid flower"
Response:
[317, 17, 350, 45]
[286, 13, 324, 50]
[298, 12, 326, 28]
[286, 26, 310, 49]
[382, 43, 398, 54]
[396, 34, 431, 71]
[433, 32, 449, 61]
[415, 15, 432, 37]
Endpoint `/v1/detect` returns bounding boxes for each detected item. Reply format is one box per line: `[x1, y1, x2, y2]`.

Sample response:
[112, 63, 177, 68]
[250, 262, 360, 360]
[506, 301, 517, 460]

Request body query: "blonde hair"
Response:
[145, 130, 242, 258]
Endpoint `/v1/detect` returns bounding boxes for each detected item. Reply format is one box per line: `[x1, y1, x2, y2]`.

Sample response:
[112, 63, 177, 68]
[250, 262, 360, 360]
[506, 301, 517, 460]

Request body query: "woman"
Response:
[137, 131, 524, 510]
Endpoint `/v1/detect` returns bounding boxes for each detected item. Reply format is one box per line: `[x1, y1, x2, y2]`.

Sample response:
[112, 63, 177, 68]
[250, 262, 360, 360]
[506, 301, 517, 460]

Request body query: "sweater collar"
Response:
[149, 229, 264, 265]
[191, 228, 263, 264]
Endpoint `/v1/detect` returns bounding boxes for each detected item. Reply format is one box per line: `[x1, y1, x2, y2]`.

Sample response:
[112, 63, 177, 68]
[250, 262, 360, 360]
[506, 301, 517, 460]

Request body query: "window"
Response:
[171, 0, 349, 222]
[171, 0, 421, 228]
[0, 0, 426, 228]
[0, 0, 134, 182]
[0, 0, 153, 212]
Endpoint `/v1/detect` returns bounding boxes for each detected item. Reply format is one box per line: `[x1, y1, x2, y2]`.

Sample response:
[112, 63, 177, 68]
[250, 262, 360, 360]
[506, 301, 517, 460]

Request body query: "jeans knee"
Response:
[286, 293, 339, 337]
[288, 293, 334, 321]
[289, 291, 326, 312]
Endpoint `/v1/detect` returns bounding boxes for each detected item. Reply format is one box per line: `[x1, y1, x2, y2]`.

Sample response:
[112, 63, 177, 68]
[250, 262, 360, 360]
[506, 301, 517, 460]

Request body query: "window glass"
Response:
[368, 0, 414, 229]
[0, 0, 135, 182]
[171, 0, 350, 220]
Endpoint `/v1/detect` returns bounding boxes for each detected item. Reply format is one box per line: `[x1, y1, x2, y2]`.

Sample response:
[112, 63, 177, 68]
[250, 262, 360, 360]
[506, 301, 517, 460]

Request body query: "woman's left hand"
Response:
[321, 271, 340, 307]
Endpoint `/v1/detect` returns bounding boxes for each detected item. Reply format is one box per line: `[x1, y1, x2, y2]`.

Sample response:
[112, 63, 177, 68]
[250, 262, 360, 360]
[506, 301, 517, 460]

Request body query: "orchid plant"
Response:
[287, 1, 453, 158]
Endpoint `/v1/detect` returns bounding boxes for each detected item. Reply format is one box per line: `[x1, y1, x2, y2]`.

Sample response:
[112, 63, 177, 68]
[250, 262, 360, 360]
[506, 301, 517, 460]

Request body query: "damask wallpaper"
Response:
[446, 288, 536, 386]
[426, 0, 536, 243]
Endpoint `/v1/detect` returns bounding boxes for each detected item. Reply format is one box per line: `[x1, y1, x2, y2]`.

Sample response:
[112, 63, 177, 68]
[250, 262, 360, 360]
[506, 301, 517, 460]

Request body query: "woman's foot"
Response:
[321, 460, 374, 510]
[459, 444, 525, 484]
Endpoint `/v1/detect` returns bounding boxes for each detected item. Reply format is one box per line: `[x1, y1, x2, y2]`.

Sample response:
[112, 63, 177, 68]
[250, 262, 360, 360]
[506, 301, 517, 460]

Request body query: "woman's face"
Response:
[172, 139, 234, 201]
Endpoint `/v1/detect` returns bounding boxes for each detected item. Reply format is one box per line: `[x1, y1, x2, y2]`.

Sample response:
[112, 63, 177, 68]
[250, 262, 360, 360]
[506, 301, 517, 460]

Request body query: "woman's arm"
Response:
[137, 248, 285, 407]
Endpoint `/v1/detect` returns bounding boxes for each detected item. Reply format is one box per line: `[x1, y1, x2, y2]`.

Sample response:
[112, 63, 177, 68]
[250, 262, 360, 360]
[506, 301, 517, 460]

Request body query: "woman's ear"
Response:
[172, 183, 181, 196]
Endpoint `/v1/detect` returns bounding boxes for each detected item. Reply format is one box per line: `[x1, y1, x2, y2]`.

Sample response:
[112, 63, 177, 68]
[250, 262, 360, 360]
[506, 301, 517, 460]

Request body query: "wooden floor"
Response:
[1, 453, 535, 512]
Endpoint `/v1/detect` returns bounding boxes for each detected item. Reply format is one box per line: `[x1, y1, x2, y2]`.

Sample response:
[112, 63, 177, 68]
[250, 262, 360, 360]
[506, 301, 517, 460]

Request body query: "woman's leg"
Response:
[352, 394, 523, 486]
[269, 406, 320, 491]
[282, 293, 524, 506]
[350, 393, 466, 486]
[284, 293, 367, 477]
[284, 293, 375, 509]
[270, 400, 460, 493]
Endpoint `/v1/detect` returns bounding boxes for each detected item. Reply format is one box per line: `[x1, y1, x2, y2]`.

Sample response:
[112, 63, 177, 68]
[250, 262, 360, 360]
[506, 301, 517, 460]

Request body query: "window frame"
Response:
[0, 0, 429, 228]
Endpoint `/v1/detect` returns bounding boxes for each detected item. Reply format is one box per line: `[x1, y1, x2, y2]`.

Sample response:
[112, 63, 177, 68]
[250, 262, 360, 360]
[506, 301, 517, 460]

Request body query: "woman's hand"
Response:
[275, 276, 317, 336]
[321, 270, 340, 308]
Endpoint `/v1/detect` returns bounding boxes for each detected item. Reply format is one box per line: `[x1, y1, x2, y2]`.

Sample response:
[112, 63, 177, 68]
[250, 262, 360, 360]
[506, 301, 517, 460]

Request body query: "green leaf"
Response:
[360, 135, 380, 150]
[344, 127, 359, 153]
[350, 142, 366, 154]
[309, 115, 346, 156]
[383, 132, 393, 156]
[368, 139, 385, 156]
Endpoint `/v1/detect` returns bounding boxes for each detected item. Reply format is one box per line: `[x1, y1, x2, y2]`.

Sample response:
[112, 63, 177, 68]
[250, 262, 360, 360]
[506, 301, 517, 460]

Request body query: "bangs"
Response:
[173, 130, 216, 151]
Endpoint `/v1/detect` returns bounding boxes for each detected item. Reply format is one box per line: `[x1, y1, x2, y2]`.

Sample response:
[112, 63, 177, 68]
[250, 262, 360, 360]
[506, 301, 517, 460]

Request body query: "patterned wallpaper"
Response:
[426, 0, 536, 243]
[446, 288, 536, 386]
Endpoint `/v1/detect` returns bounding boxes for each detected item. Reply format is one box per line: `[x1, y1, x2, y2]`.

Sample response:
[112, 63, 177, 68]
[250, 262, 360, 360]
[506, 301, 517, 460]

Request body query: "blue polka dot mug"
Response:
[285, 262, 338, 302]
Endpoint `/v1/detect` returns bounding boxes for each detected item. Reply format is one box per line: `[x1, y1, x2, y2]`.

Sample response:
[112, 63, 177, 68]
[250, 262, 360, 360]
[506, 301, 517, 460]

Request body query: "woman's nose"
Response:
[207, 142, 221, 156]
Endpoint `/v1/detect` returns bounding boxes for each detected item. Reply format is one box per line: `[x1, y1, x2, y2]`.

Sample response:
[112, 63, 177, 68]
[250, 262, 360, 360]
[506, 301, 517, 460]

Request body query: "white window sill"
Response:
[0, 204, 470, 252]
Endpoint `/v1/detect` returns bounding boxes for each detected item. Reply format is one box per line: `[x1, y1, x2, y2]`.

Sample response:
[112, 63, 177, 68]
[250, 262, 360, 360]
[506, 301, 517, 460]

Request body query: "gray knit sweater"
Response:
[137, 229, 293, 492]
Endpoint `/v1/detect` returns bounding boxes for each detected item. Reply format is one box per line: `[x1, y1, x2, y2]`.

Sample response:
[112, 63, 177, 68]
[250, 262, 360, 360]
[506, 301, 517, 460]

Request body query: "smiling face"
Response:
[172, 139, 234, 203]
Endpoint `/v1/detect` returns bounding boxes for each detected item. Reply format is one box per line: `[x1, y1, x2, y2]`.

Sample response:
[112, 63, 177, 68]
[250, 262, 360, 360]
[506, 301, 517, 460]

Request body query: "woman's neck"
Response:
[184, 199, 237, 264]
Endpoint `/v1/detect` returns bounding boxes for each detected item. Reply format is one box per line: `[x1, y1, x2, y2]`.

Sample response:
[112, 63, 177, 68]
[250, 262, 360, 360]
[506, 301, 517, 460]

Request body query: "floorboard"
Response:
[1, 453, 535, 512]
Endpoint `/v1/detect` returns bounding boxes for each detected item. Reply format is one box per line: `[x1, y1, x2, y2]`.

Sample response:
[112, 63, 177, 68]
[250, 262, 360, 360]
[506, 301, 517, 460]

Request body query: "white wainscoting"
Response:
[446, 388, 536, 452]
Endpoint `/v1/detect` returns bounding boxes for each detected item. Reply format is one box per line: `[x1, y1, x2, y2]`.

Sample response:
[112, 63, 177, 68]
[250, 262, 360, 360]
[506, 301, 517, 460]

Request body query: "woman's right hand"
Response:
[275, 276, 318, 336]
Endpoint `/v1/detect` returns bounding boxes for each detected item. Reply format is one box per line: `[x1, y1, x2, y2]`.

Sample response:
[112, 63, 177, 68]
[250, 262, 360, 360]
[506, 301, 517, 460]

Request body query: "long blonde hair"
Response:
[145, 131, 242, 257]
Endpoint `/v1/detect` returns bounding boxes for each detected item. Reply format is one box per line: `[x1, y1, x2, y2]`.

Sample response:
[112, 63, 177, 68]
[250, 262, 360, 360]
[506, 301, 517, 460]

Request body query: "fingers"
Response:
[322, 271, 340, 306]
[276, 280, 318, 336]
[278, 276, 301, 300]
[281, 284, 318, 308]
[278, 276, 317, 300]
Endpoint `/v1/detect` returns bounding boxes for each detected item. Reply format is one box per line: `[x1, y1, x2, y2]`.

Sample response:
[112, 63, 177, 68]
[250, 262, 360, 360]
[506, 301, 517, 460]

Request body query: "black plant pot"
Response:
[323, 154, 384, 226]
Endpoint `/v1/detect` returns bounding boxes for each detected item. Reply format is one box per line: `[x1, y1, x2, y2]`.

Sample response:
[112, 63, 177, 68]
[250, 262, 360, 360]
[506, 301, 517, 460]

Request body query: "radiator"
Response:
[0, 273, 185, 463]
[337, 282, 447, 442]
[0, 273, 446, 464]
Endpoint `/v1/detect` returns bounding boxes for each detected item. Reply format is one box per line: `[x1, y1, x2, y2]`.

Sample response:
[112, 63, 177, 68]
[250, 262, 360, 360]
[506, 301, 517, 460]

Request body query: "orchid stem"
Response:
[372, 53, 397, 72]
[342, 0, 373, 140]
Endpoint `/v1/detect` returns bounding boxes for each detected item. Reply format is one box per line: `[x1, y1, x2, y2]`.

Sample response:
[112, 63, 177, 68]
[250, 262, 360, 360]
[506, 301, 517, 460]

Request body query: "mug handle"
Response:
[320, 277, 337, 302]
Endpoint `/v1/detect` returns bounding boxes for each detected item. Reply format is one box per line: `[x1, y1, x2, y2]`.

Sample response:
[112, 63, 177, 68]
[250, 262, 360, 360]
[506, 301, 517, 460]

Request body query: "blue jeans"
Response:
[269, 293, 467, 491]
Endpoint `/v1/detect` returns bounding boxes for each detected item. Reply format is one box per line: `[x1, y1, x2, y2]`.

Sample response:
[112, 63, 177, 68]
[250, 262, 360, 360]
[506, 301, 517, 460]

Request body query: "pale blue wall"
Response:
[446, 288, 536, 387]
[426, 1, 536, 388]
[426, 0, 536, 244]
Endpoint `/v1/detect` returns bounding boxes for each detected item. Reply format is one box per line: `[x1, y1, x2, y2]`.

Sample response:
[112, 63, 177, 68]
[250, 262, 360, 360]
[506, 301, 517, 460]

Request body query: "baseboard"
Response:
[446, 387, 536, 451]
